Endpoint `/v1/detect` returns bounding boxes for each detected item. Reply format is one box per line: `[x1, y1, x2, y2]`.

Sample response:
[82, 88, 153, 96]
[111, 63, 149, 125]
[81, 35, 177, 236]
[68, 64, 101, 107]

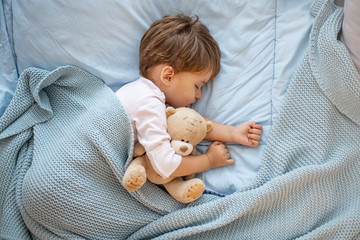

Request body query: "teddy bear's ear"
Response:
[206, 121, 212, 133]
[165, 106, 176, 118]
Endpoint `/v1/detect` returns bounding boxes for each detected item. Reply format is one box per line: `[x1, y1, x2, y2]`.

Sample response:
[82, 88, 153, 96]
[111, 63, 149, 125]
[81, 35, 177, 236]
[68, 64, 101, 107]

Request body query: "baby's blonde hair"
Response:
[139, 14, 221, 80]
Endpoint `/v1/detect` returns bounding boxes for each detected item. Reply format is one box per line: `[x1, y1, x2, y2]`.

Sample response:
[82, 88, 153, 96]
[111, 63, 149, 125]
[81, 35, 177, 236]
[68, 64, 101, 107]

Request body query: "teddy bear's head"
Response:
[166, 107, 212, 156]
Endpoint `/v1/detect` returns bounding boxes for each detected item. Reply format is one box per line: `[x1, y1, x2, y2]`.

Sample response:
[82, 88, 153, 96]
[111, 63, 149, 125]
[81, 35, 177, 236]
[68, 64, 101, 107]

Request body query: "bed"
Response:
[1, 0, 359, 239]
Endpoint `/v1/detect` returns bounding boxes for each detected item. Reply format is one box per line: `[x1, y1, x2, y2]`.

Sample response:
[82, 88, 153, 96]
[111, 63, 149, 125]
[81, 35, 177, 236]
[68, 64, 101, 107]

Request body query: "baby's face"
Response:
[165, 70, 212, 108]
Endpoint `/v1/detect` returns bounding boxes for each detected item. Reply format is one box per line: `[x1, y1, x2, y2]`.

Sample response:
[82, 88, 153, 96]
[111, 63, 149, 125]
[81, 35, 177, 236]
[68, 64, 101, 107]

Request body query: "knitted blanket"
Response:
[1, 0, 360, 239]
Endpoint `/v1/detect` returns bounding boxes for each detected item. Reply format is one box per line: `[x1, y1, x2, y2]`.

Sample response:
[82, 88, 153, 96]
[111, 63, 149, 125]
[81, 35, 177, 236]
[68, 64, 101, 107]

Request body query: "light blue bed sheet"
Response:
[2, 0, 314, 195]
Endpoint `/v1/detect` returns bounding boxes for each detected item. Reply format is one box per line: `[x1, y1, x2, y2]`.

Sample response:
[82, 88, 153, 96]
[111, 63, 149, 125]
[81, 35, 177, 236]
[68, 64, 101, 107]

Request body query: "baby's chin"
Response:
[166, 103, 191, 108]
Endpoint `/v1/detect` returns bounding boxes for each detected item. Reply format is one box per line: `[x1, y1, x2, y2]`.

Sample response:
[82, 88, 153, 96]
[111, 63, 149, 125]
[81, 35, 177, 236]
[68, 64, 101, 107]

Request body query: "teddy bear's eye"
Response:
[181, 139, 185, 142]
[186, 141, 189, 143]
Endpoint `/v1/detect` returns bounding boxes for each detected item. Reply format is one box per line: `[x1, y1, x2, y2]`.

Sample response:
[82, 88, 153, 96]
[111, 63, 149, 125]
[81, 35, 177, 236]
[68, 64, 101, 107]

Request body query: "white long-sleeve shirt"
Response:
[115, 77, 181, 178]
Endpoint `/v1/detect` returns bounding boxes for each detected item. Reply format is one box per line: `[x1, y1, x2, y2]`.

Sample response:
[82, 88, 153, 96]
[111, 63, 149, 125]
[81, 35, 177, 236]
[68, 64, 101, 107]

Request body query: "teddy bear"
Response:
[122, 106, 212, 203]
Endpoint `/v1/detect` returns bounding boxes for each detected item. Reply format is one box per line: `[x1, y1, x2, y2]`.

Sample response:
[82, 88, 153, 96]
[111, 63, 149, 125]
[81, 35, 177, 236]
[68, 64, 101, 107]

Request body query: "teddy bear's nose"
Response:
[180, 146, 188, 152]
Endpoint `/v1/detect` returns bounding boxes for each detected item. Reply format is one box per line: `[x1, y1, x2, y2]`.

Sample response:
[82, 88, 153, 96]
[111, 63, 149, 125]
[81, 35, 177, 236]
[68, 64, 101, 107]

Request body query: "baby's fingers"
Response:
[249, 127, 262, 135]
[251, 122, 263, 130]
[226, 158, 235, 165]
[250, 139, 260, 147]
[212, 140, 224, 146]
[248, 133, 261, 141]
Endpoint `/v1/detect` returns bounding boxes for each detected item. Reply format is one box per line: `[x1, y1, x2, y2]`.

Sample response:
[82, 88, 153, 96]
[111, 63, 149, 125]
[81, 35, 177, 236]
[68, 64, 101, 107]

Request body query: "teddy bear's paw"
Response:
[123, 164, 146, 191]
[187, 183, 205, 200]
[126, 175, 146, 191]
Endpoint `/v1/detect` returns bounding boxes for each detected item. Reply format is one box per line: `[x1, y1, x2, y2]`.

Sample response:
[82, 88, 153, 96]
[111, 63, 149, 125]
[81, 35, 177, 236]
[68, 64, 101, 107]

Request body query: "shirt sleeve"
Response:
[133, 97, 182, 178]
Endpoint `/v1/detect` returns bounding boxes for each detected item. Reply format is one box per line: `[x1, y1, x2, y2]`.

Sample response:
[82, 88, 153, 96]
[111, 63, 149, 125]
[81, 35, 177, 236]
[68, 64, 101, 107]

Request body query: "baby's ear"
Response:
[166, 107, 176, 118]
[160, 66, 174, 86]
[206, 121, 212, 132]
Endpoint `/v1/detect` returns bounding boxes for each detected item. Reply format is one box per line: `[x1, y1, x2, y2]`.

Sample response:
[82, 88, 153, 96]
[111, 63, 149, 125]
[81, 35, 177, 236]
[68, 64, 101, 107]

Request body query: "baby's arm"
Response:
[169, 118, 261, 178]
[169, 141, 234, 178]
[204, 118, 263, 147]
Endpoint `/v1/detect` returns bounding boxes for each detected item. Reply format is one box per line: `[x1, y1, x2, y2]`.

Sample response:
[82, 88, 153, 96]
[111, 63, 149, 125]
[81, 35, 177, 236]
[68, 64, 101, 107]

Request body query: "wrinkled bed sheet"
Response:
[1, 0, 314, 194]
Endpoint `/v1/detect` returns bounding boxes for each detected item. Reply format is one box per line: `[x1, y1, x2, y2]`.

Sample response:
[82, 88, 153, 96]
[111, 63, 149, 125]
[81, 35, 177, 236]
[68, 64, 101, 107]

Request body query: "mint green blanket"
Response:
[1, 0, 360, 239]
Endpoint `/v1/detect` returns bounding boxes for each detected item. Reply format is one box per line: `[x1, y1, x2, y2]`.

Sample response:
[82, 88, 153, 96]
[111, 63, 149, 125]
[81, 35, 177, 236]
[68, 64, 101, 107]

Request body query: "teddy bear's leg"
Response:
[122, 155, 147, 191]
[133, 142, 146, 157]
[164, 178, 205, 203]
[145, 156, 173, 184]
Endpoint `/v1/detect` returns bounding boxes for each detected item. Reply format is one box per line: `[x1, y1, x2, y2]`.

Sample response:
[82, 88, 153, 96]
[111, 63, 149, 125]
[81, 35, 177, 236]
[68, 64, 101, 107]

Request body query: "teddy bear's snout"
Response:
[180, 146, 188, 152]
[171, 140, 193, 156]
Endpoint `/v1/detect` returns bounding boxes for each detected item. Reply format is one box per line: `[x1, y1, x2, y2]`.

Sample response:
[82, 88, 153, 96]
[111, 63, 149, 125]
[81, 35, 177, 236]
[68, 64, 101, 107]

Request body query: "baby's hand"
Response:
[206, 141, 234, 169]
[233, 121, 262, 147]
